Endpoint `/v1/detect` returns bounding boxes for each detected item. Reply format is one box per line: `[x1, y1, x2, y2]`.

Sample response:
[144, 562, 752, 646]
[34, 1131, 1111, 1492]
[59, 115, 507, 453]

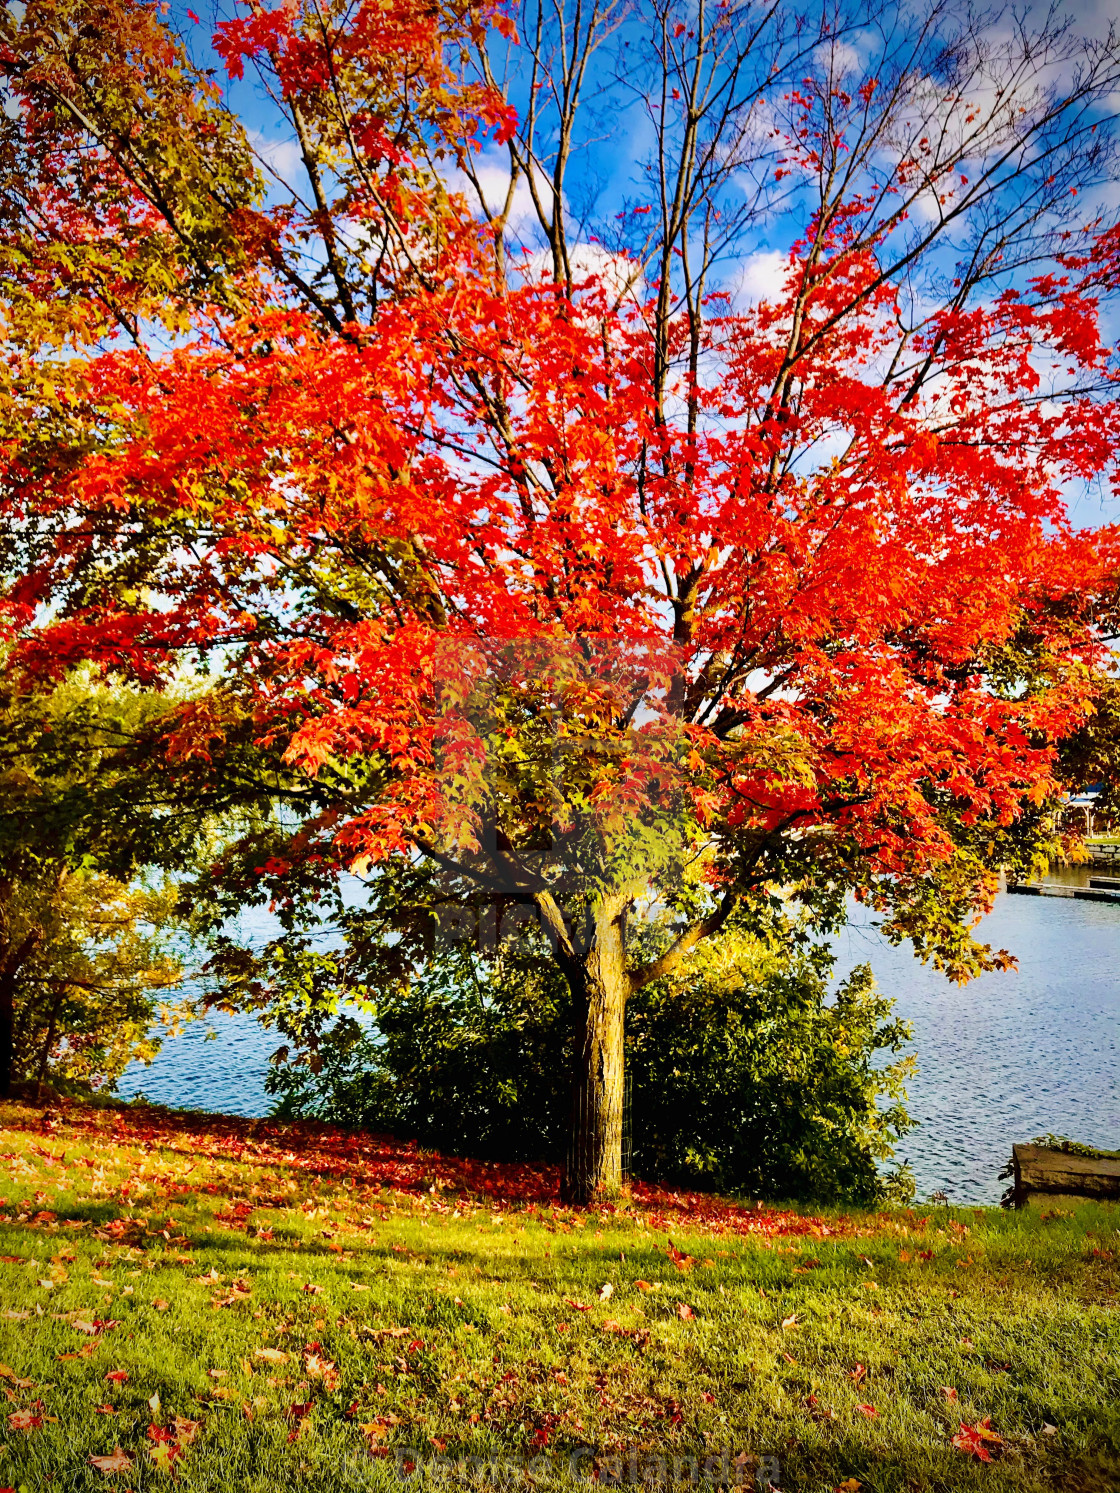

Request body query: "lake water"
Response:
[116, 875, 1119, 1205]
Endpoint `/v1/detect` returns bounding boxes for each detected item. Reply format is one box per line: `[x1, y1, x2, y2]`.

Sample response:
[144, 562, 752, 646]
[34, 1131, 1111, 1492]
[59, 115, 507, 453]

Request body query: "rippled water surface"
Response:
[117, 877, 1119, 1204]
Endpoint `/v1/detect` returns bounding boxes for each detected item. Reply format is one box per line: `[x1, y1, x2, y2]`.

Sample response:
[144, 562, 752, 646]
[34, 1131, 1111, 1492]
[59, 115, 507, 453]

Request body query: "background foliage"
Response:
[266, 922, 915, 1205]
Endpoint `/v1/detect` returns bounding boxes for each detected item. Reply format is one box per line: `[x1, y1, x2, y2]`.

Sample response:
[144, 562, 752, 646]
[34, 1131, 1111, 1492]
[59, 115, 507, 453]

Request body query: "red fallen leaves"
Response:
[953, 1418, 1004, 1461]
[4, 1101, 846, 1239]
[72, 1318, 120, 1336]
[147, 1419, 199, 1474]
[855, 1404, 878, 1418]
[285, 1402, 313, 1444]
[105, 1370, 129, 1384]
[7, 1406, 46, 1431]
[676, 1302, 695, 1321]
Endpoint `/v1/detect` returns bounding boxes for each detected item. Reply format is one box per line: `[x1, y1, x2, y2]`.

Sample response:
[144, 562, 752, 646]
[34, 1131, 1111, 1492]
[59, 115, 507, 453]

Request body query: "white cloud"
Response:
[733, 249, 792, 306]
[515, 243, 644, 304]
[443, 149, 552, 240]
[249, 131, 303, 185]
[813, 38, 866, 77]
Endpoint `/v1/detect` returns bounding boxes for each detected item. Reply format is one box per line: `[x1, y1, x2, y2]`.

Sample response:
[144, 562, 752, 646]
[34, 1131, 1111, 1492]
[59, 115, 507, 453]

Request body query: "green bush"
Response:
[267, 929, 915, 1206]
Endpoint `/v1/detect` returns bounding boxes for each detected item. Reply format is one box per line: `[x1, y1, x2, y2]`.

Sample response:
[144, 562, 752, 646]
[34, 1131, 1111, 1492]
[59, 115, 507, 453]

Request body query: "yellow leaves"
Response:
[253, 1348, 289, 1364]
[304, 1353, 340, 1391]
[149, 1438, 179, 1475]
[781, 1314, 799, 1330]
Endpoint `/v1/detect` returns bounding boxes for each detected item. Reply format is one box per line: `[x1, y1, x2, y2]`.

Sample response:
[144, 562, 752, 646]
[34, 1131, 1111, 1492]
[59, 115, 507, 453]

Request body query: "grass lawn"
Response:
[0, 1101, 1117, 1493]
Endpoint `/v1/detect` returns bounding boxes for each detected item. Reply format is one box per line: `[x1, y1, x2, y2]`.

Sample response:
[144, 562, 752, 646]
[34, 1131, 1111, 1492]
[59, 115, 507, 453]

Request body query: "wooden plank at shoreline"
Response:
[1012, 1144, 1120, 1207]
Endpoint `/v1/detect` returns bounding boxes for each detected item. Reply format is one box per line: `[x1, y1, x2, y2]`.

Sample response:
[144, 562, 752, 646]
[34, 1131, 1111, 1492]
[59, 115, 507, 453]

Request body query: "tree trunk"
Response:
[563, 907, 629, 1205]
[0, 929, 42, 1100]
[0, 971, 14, 1100]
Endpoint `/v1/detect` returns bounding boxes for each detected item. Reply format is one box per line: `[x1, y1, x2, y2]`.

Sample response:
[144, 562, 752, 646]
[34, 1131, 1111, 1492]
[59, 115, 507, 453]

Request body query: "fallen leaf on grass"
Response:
[286, 1402, 312, 1444]
[73, 1319, 119, 1336]
[598, 1283, 613, 1302]
[1042, 1423, 1058, 1437]
[677, 1303, 695, 1321]
[835, 1481, 862, 1492]
[149, 1438, 181, 1475]
[213, 1282, 251, 1309]
[848, 1364, 866, 1384]
[172, 1417, 201, 1445]
[301, 1282, 322, 1296]
[953, 1418, 1003, 1462]
[152, 1299, 171, 1312]
[359, 1419, 389, 1443]
[89, 1447, 133, 1474]
[253, 1349, 288, 1364]
[564, 1299, 590, 1312]
[939, 1387, 958, 1402]
[856, 1404, 878, 1418]
[105, 1371, 128, 1384]
[94, 1405, 117, 1416]
[7, 1409, 43, 1432]
[781, 1314, 798, 1331]
[635, 1280, 653, 1292]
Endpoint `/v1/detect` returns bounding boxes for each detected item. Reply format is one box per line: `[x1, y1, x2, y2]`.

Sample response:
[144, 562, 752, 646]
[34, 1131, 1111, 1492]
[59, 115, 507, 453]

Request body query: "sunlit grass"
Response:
[0, 1100, 1117, 1492]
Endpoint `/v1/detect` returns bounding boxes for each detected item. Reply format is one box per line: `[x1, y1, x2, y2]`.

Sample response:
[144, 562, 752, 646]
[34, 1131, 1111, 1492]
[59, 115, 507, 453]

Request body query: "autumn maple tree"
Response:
[3, 0, 1120, 1197]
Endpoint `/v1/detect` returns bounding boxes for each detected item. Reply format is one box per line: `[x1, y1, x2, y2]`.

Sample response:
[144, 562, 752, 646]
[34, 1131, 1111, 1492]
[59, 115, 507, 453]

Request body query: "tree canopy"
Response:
[2, 0, 1119, 1194]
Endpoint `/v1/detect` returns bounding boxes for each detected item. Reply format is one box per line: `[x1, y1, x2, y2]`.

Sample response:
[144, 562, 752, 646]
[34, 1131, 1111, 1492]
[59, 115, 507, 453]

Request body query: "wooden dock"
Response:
[1007, 881, 1120, 903]
[1009, 1144, 1120, 1207]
